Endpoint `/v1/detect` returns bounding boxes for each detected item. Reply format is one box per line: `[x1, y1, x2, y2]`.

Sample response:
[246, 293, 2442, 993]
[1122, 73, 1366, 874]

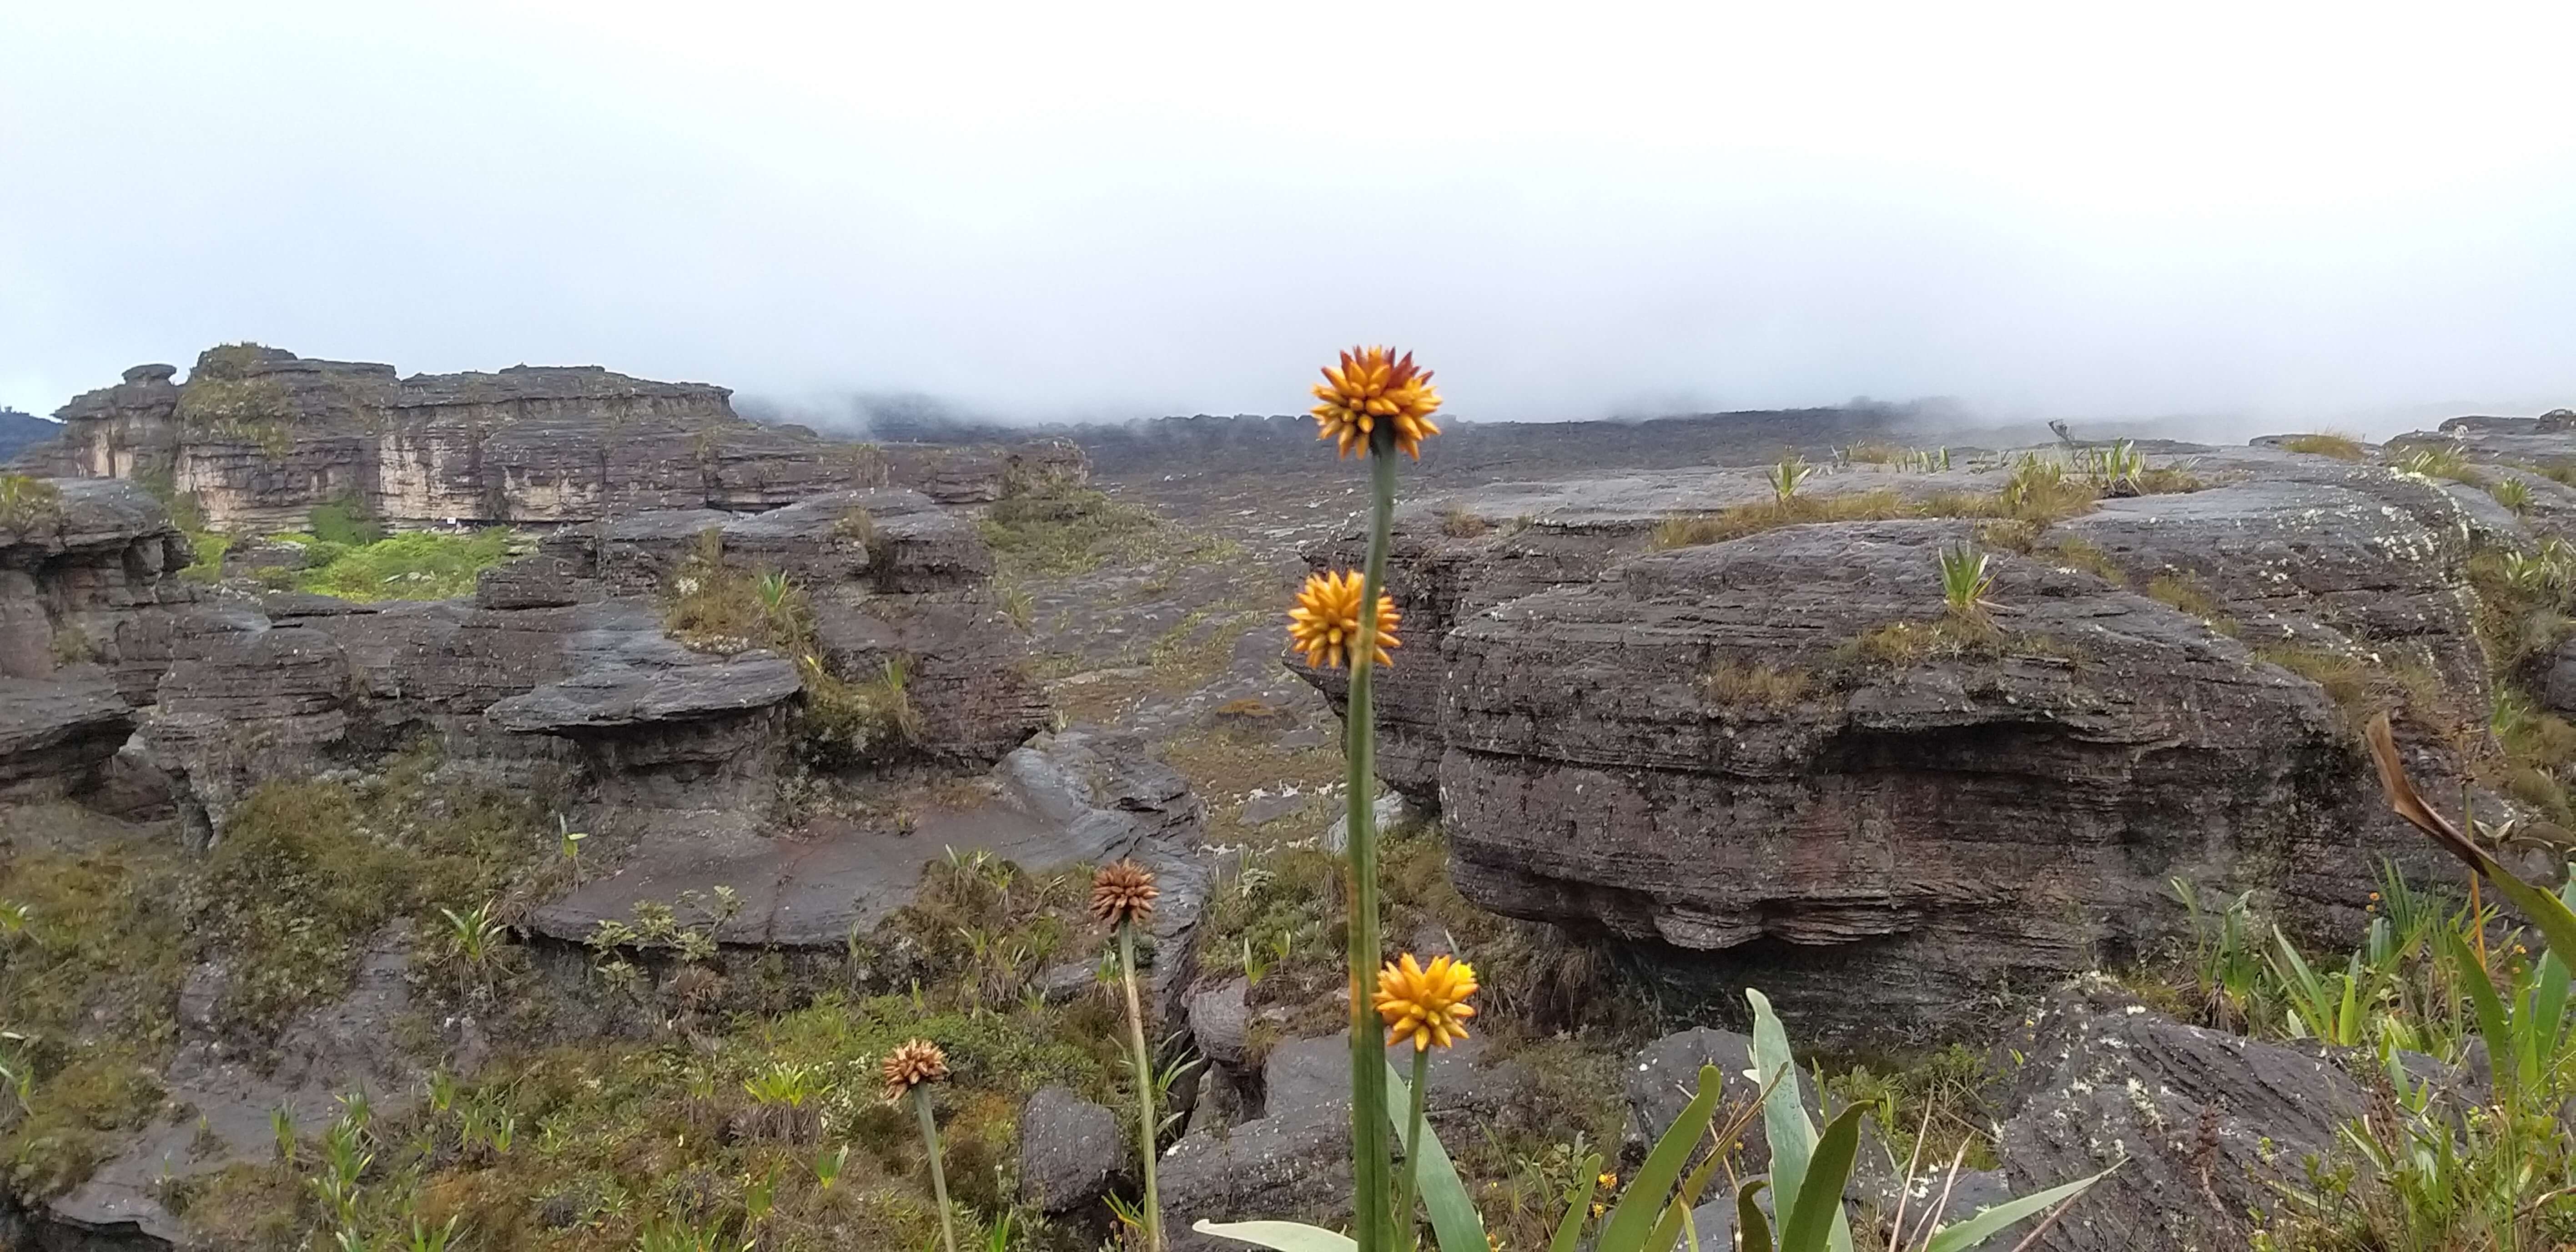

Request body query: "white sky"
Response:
[4, 2, 2573, 432]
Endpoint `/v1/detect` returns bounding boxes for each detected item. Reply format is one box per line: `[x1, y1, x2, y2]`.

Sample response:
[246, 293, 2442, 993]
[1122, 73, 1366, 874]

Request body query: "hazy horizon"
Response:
[7, 4, 2573, 439]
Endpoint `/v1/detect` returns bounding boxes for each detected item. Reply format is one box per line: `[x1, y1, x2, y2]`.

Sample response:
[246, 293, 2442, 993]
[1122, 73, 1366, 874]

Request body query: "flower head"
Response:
[1311, 346, 1442, 459]
[1090, 860, 1159, 928]
[1374, 952, 1478, 1051]
[880, 1038, 949, 1103]
[1288, 570, 1401, 670]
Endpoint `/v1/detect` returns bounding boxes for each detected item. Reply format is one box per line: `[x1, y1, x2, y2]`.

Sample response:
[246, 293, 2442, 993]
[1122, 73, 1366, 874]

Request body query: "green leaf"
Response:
[2480, 854, 2576, 976]
[2447, 926, 2517, 1101]
[1736, 1179, 1774, 1252]
[1546, 1153, 1602, 1252]
[1597, 1064, 1723, 1252]
[1920, 1166, 2116, 1252]
[1191, 1221, 1359, 1252]
[1777, 1106, 1864, 1252]
[1643, 1136, 1734, 1252]
[1749, 990, 1851, 1252]
[1384, 1060, 1486, 1252]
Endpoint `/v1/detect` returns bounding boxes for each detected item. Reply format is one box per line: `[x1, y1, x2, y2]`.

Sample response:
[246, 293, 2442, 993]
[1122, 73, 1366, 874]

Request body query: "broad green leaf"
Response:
[1920, 1166, 2116, 1252]
[1777, 1106, 1864, 1252]
[1598, 1064, 1722, 1252]
[1750, 990, 1852, 1252]
[1384, 1060, 1486, 1252]
[1191, 1220, 1358, 1252]
[2480, 855, 2576, 977]
[1736, 1179, 1774, 1252]
[1546, 1153, 1602, 1252]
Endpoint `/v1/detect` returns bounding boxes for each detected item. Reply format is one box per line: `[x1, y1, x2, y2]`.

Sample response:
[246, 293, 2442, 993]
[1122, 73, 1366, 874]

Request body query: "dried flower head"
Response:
[1311, 346, 1442, 459]
[880, 1038, 949, 1103]
[1090, 860, 1159, 927]
[1374, 952, 1478, 1051]
[1287, 569, 1401, 670]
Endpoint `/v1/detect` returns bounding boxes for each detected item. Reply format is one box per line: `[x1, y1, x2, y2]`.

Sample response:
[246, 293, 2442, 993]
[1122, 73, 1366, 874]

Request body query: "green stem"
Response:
[1390, 1044, 1430, 1252]
[915, 1086, 959, 1252]
[1347, 437, 1399, 1252]
[1120, 921, 1165, 1252]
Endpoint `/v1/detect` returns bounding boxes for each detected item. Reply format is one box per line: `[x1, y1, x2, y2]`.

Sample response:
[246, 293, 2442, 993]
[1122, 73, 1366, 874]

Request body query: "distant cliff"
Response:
[19, 345, 1082, 529]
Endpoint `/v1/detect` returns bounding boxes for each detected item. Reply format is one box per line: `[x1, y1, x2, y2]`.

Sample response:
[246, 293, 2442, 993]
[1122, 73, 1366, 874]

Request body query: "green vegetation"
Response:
[2161, 865, 2576, 1248]
[2279, 431, 2366, 461]
[1766, 456, 1812, 503]
[1935, 544, 1995, 620]
[192, 755, 547, 1039]
[181, 530, 231, 582]
[2490, 476, 2533, 515]
[660, 530, 922, 765]
[307, 494, 385, 546]
[293, 529, 513, 601]
[2397, 444, 2484, 485]
[0, 808, 187, 1200]
[980, 466, 1160, 578]
[0, 473, 62, 533]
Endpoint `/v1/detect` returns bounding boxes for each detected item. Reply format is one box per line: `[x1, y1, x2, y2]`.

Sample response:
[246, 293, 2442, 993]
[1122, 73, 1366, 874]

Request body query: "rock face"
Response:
[0, 478, 196, 801]
[23, 345, 1087, 530]
[1996, 986, 2372, 1251]
[1298, 447, 2496, 1043]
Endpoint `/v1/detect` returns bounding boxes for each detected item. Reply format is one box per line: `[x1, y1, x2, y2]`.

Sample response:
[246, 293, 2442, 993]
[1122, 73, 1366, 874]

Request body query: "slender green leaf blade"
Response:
[1920, 1167, 2114, 1252]
[1737, 1179, 1774, 1252]
[1778, 1106, 1864, 1252]
[1191, 1220, 1360, 1252]
[2447, 927, 2516, 1100]
[1640, 1123, 1738, 1252]
[1384, 1060, 1486, 1252]
[1598, 1064, 1723, 1252]
[1546, 1154, 1601, 1252]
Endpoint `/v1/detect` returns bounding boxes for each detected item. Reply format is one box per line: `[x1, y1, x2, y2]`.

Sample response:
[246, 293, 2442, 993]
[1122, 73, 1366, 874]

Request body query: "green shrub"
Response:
[306, 495, 382, 546]
[0, 473, 62, 532]
[295, 530, 512, 601]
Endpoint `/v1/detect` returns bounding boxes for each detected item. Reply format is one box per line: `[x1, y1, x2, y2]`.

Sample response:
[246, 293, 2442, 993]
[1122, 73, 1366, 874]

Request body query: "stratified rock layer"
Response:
[25, 345, 1086, 529]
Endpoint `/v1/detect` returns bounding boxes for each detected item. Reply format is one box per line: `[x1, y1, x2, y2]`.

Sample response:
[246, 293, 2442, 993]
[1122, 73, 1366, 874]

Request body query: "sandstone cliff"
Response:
[23, 345, 1084, 530]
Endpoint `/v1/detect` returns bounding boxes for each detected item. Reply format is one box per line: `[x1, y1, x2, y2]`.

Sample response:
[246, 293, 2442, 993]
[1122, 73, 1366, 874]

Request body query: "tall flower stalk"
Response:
[1093, 860, 1166, 1252]
[1377, 953, 1477, 1250]
[883, 1039, 957, 1252]
[1296, 346, 1442, 1252]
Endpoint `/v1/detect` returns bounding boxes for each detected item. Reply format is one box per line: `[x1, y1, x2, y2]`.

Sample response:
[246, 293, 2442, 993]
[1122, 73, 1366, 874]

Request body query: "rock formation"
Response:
[20, 345, 1085, 530]
[1295, 444, 2515, 1042]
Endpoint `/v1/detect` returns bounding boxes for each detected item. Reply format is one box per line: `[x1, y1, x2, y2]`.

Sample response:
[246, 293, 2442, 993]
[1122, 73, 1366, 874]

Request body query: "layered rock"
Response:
[24, 345, 1088, 529]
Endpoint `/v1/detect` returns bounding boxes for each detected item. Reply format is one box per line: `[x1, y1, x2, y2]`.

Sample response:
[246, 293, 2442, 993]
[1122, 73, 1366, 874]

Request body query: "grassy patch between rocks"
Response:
[295, 529, 515, 601]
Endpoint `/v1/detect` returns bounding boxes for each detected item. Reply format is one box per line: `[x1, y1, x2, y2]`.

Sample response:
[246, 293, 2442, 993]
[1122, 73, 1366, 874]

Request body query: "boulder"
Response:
[486, 656, 800, 807]
[1627, 1026, 1809, 1172]
[1018, 1085, 1125, 1213]
[1432, 517, 2400, 1044]
[1994, 986, 2371, 1251]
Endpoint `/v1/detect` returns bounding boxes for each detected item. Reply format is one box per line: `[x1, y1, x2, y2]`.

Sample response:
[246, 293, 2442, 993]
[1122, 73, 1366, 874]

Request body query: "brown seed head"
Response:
[1090, 860, 1159, 927]
[880, 1038, 949, 1103]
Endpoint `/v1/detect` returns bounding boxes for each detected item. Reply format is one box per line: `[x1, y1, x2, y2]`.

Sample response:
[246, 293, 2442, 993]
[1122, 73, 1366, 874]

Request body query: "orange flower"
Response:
[1374, 952, 1478, 1051]
[1287, 570, 1400, 669]
[1310, 346, 1442, 459]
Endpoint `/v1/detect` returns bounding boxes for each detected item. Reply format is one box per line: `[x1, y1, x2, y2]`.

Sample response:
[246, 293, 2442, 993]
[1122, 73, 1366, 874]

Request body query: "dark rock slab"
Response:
[0, 675, 134, 794]
[1995, 985, 2369, 1251]
[484, 656, 802, 731]
[1020, 1085, 1125, 1213]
